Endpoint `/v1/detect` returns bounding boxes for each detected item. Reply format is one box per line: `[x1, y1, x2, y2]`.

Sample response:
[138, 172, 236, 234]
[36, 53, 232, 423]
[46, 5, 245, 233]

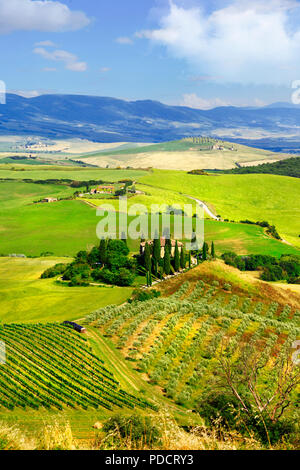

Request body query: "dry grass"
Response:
[35, 420, 76, 450]
[0, 422, 35, 450]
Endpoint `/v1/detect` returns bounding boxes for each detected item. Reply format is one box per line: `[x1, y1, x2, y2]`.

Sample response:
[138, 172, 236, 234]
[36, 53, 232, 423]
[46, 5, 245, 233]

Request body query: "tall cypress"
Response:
[211, 241, 215, 258]
[144, 242, 152, 273]
[164, 247, 171, 275]
[180, 244, 185, 269]
[99, 238, 107, 266]
[153, 236, 161, 263]
[165, 237, 171, 254]
[174, 241, 180, 272]
[202, 242, 207, 261]
[188, 252, 191, 268]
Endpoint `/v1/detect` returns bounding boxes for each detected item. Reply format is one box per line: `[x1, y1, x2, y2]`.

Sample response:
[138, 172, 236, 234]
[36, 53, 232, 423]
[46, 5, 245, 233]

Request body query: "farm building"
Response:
[96, 185, 115, 194]
[63, 321, 87, 334]
[42, 197, 58, 203]
[140, 237, 183, 258]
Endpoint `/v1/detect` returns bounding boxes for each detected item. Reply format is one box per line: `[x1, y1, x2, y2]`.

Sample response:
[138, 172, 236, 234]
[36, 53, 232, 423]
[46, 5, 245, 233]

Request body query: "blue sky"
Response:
[1, 0, 300, 108]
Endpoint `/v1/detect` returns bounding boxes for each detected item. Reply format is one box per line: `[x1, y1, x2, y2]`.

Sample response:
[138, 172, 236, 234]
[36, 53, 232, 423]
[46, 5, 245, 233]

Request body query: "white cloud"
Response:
[116, 36, 134, 45]
[100, 67, 111, 73]
[34, 46, 87, 72]
[9, 89, 46, 98]
[0, 0, 90, 34]
[181, 94, 232, 109]
[137, 0, 300, 84]
[35, 40, 57, 47]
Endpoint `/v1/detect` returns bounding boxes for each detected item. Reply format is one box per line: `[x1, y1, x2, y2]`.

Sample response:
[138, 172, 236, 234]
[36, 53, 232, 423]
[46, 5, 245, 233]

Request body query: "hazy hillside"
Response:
[82, 138, 291, 171]
[2, 94, 300, 151]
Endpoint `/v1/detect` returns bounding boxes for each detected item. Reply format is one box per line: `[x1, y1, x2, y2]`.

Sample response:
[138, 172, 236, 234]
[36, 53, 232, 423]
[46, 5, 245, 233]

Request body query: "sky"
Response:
[1, 0, 300, 108]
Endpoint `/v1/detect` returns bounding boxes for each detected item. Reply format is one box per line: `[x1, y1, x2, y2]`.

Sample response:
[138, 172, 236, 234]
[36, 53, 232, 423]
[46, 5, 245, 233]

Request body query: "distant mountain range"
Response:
[2, 94, 300, 152]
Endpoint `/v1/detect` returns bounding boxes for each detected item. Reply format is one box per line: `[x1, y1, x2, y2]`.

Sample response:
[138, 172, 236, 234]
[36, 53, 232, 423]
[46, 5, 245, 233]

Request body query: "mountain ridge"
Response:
[1, 94, 300, 150]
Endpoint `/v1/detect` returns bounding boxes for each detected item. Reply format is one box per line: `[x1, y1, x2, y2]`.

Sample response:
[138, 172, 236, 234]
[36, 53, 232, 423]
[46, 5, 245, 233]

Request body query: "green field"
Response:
[0, 180, 298, 258]
[83, 183, 194, 212]
[0, 257, 133, 323]
[140, 171, 300, 247]
[0, 166, 148, 181]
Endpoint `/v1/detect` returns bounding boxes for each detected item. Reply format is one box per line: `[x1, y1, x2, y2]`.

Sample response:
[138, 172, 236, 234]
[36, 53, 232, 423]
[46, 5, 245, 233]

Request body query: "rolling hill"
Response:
[81, 138, 291, 171]
[2, 94, 300, 152]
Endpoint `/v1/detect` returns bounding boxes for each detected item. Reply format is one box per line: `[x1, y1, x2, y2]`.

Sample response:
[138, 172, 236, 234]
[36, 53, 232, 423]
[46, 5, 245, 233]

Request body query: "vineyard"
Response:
[0, 323, 151, 411]
[85, 279, 300, 406]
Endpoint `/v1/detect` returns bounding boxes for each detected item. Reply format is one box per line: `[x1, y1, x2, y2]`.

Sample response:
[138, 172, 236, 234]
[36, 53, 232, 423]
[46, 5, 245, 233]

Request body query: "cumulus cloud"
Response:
[34, 47, 87, 72]
[0, 0, 90, 34]
[181, 93, 232, 109]
[137, 0, 300, 84]
[115, 36, 134, 45]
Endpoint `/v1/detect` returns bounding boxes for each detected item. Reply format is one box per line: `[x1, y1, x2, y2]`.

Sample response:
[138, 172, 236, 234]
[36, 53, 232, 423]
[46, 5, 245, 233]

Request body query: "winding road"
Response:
[185, 195, 220, 220]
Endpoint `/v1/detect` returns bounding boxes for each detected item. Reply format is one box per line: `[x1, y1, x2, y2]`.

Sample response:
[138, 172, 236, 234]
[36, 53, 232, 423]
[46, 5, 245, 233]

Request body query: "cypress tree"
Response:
[188, 252, 191, 268]
[164, 247, 171, 275]
[149, 271, 152, 287]
[180, 245, 185, 269]
[153, 259, 158, 277]
[144, 242, 152, 273]
[153, 236, 161, 263]
[99, 238, 107, 266]
[211, 241, 215, 258]
[174, 241, 180, 272]
[202, 242, 207, 261]
[165, 237, 171, 254]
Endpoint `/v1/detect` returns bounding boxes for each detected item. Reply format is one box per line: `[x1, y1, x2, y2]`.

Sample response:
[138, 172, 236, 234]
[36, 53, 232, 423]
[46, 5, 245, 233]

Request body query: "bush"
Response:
[41, 263, 67, 279]
[62, 263, 91, 281]
[130, 289, 161, 302]
[102, 414, 161, 448]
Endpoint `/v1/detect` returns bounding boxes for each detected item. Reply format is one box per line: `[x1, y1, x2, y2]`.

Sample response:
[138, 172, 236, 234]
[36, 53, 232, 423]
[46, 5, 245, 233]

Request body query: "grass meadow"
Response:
[140, 171, 300, 247]
[0, 257, 133, 323]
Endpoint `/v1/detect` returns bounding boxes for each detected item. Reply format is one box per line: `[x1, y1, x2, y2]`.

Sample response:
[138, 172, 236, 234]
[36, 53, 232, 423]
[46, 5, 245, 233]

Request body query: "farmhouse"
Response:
[97, 185, 115, 194]
[42, 197, 58, 203]
[140, 237, 183, 258]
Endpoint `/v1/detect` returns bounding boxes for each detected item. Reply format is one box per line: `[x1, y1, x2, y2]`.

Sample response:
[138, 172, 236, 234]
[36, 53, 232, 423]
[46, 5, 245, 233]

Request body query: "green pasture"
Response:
[140, 171, 300, 247]
[0, 257, 132, 323]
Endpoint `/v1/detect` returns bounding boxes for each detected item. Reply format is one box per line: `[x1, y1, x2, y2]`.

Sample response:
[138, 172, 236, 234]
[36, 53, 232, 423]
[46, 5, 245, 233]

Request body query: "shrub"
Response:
[102, 414, 161, 448]
[41, 263, 67, 279]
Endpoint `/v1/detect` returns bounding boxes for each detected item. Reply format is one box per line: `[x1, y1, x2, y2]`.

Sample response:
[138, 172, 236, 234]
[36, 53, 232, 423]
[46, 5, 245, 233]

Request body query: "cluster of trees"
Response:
[239, 220, 281, 240]
[226, 156, 300, 178]
[140, 238, 186, 286]
[41, 239, 136, 287]
[222, 252, 300, 283]
[187, 169, 208, 175]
